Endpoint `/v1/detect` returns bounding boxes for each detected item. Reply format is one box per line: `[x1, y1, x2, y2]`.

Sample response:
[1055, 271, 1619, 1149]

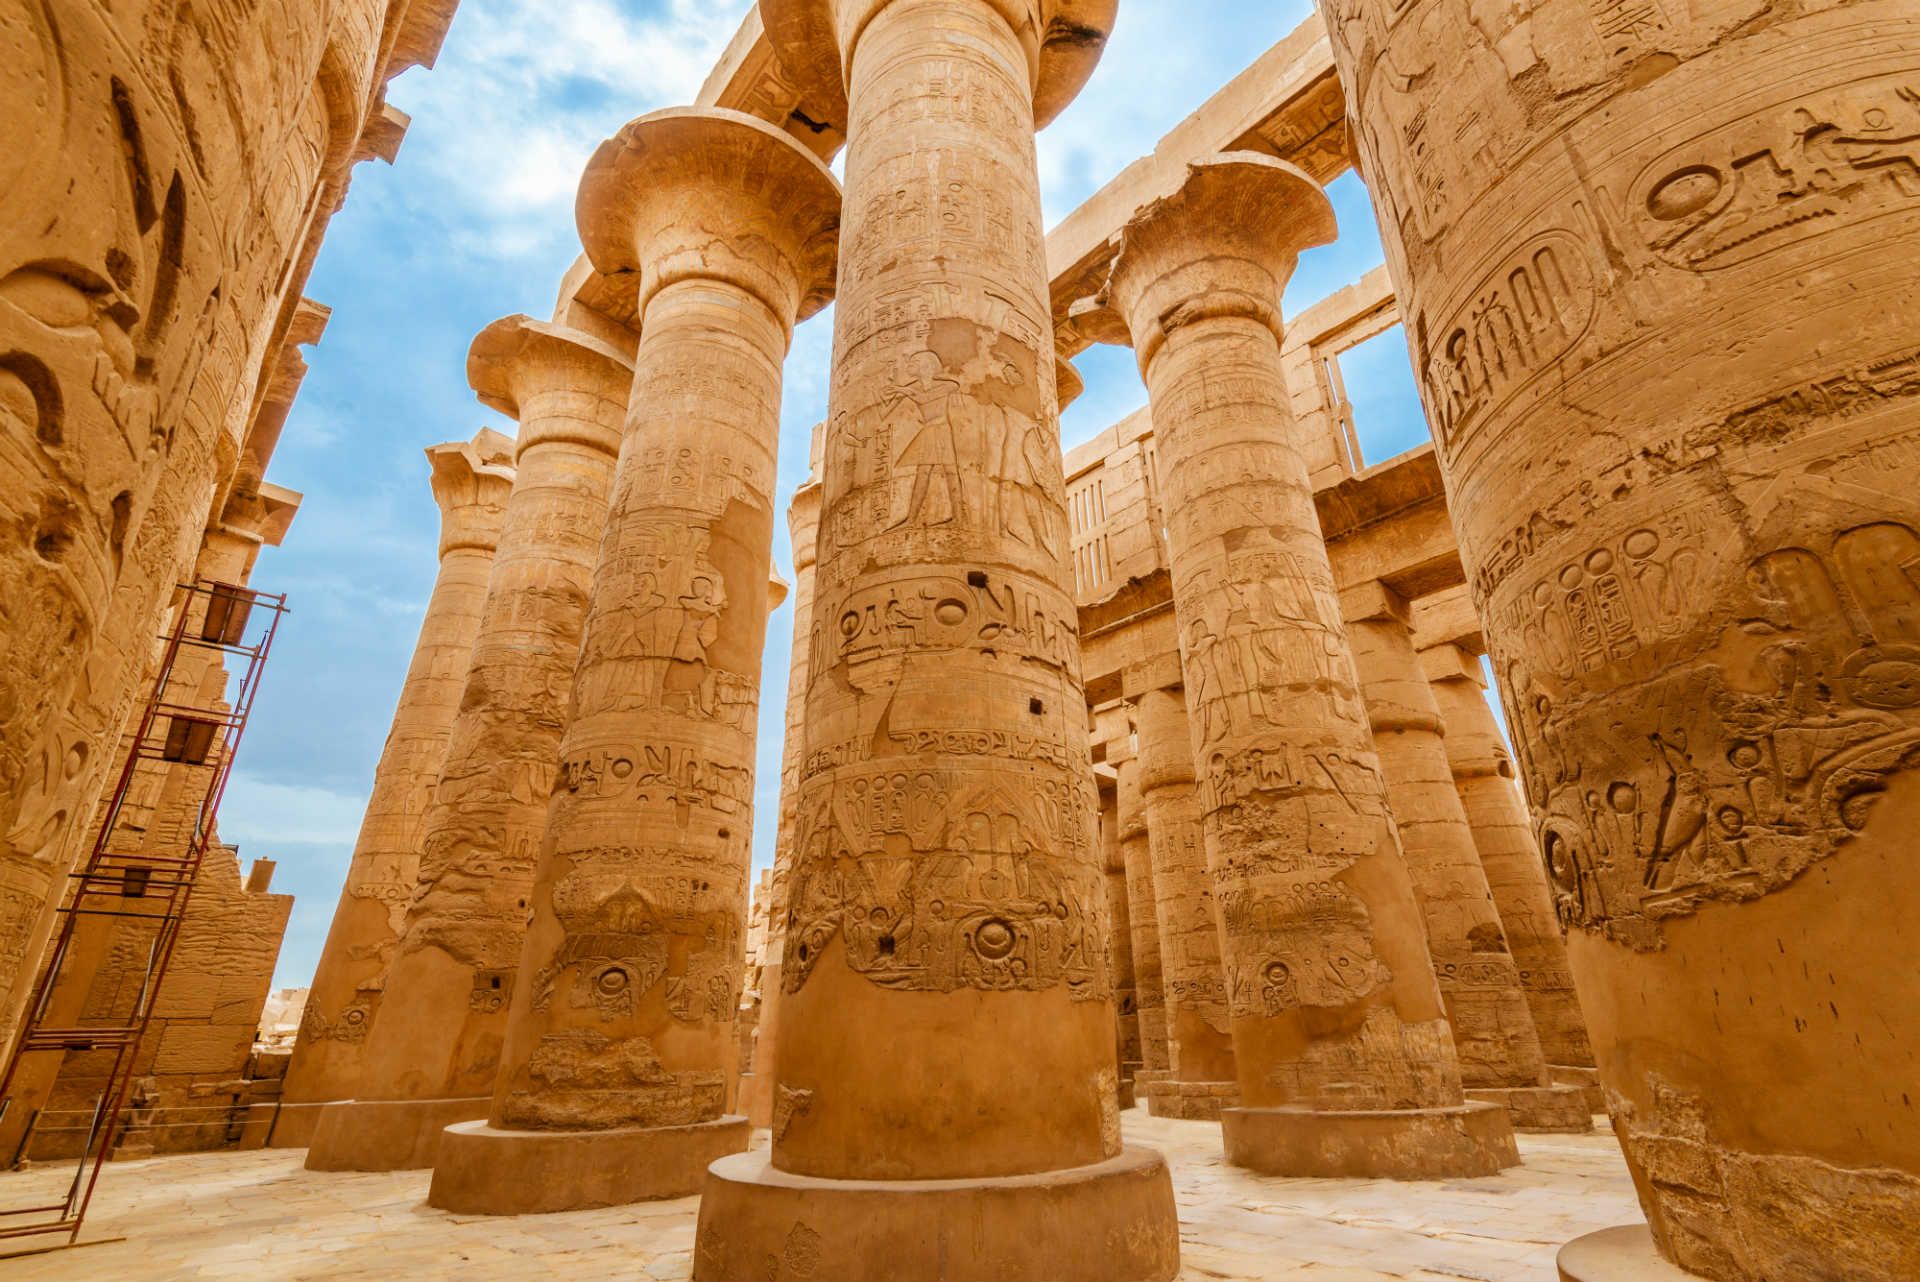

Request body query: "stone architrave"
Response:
[274, 430, 516, 1146]
[1117, 749, 1171, 1086]
[304, 317, 631, 1173]
[739, 466, 825, 1129]
[692, 3, 1181, 1278]
[1419, 642, 1595, 1080]
[1345, 582, 1590, 1132]
[424, 106, 842, 1217]
[1327, 2, 1920, 1275]
[1134, 687, 1238, 1120]
[1076, 154, 1517, 1180]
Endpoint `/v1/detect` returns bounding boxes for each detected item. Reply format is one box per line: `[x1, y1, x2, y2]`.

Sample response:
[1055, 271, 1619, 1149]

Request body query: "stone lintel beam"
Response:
[1410, 584, 1485, 657]
[353, 102, 411, 167]
[550, 256, 643, 357]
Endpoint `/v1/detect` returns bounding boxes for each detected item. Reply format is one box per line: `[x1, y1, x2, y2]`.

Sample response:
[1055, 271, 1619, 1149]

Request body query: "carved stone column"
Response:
[304, 318, 630, 1173]
[1134, 687, 1238, 1120]
[1099, 775, 1142, 1102]
[424, 106, 841, 1216]
[1419, 641, 1596, 1089]
[1079, 154, 1517, 1180]
[1346, 582, 1590, 1132]
[275, 430, 515, 1146]
[693, 2, 1179, 1278]
[739, 466, 825, 1129]
[1327, 2, 1920, 1275]
[1117, 748, 1171, 1084]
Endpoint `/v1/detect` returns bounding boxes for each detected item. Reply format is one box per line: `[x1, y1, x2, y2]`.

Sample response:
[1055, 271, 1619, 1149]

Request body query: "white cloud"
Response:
[218, 774, 369, 849]
[385, 0, 756, 261]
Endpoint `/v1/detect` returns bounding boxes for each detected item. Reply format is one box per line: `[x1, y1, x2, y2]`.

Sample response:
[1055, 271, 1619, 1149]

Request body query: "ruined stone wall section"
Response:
[0, 0, 450, 1058]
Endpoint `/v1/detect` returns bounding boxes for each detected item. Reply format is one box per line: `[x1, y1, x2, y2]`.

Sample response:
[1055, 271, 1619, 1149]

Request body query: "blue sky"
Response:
[225, 0, 1432, 989]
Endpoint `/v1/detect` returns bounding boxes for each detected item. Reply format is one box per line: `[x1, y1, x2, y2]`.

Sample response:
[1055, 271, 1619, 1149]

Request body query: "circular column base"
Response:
[304, 1096, 488, 1172]
[1466, 1083, 1595, 1132]
[1221, 1100, 1519, 1179]
[692, 1146, 1181, 1281]
[1558, 1225, 1707, 1281]
[428, 1115, 751, 1215]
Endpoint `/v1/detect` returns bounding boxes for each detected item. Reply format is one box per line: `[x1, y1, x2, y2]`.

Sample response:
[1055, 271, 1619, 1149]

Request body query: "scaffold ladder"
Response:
[0, 580, 287, 1252]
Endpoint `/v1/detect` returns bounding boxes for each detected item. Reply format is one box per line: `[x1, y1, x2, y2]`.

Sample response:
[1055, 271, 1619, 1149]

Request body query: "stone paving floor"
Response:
[0, 1109, 1642, 1281]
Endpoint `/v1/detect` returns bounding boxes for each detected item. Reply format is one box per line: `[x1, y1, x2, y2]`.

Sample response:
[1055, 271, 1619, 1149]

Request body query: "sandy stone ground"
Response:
[0, 1109, 1639, 1280]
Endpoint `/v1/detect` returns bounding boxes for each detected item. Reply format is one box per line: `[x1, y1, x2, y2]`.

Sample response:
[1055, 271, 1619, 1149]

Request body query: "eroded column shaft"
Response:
[1421, 643, 1593, 1071]
[283, 440, 512, 1110]
[1134, 687, 1237, 1117]
[1142, 309, 1462, 1113]
[1117, 755, 1170, 1077]
[350, 379, 620, 1108]
[1348, 584, 1591, 1130]
[490, 278, 785, 1133]
[777, 0, 1115, 1180]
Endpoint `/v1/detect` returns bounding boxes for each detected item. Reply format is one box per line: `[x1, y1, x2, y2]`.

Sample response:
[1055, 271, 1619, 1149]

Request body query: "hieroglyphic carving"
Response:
[1510, 519, 1920, 947]
[782, 768, 1107, 1001]
[1629, 79, 1920, 272]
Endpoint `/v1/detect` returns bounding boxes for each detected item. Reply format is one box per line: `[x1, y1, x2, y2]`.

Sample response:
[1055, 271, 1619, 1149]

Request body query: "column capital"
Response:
[760, 0, 1115, 135]
[788, 480, 825, 572]
[576, 106, 841, 332]
[426, 428, 516, 557]
[467, 314, 634, 458]
[1075, 153, 1337, 370]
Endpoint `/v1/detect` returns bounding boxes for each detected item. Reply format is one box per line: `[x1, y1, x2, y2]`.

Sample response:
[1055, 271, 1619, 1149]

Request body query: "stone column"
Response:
[1117, 750, 1171, 1085]
[1099, 777, 1142, 1102]
[274, 430, 515, 1146]
[304, 318, 629, 1173]
[694, 2, 1180, 1278]
[1420, 641, 1596, 1085]
[1345, 582, 1590, 1132]
[1328, 2, 1920, 1274]
[423, 106, 841, 1216]
[1133, 687, 1238, 1120]
[1079, 154, 1516, 1180]
[739, 468, 825, 1129]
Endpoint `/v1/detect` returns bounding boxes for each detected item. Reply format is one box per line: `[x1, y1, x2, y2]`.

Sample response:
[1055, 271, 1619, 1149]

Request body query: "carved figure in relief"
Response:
[891, 350, 967, 528]
[1519, 518, 1920, 945]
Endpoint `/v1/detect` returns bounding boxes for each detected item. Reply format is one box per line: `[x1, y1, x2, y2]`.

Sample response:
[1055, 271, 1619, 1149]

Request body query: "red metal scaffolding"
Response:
[0, 579, 288, 1252]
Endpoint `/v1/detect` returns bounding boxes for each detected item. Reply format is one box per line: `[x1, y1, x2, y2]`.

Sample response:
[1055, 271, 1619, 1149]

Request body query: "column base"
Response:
[267, 1100, 329, 1148]
[304, 1096, 488, 1172]
[1558, 1225, 1707, 1281]
[428, 1115, 751, 1215]
[1221, 1101, 1519, 1179]
[1142, 1078, 1239, 1121]
[1551, 1064, 1608, 1115]
[692, 1146, 1181, 1282]
[1466, 1083, 1594, 1132]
